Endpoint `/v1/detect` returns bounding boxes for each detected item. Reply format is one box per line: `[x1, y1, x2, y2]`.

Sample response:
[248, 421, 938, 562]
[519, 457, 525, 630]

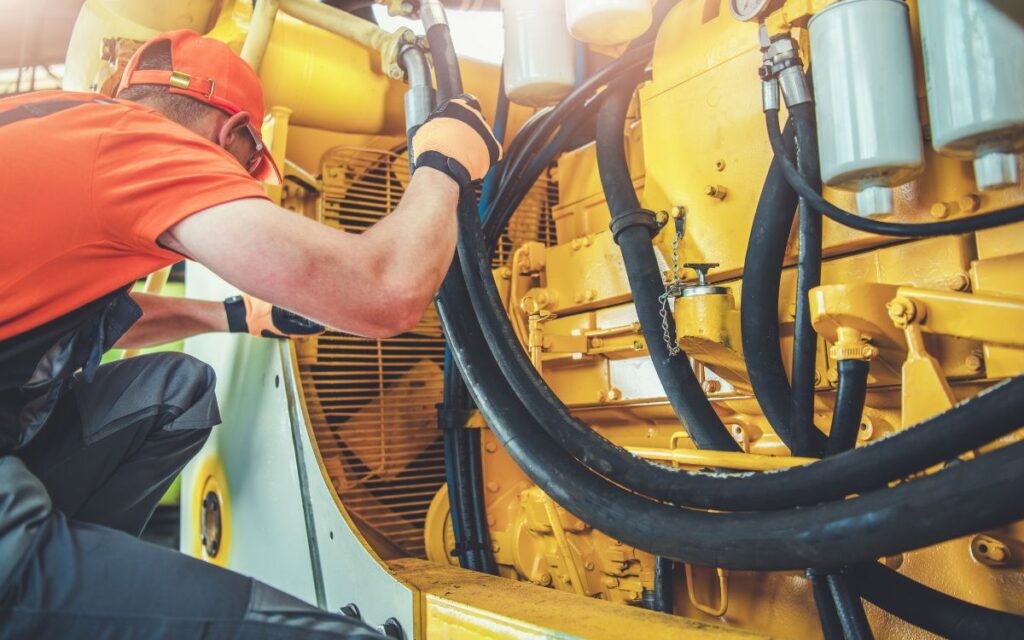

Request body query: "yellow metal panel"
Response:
[390, 558, 769, 640]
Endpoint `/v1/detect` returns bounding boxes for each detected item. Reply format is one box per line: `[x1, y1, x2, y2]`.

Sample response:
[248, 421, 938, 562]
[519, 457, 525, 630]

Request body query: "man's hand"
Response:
[224, 294, 325, 339]
[411, 94, 502, 187]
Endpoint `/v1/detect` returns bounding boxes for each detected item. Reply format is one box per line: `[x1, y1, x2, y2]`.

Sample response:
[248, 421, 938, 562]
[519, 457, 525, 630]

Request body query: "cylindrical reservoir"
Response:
[809, 0, 924, 216]
[502, 0, 575, 107]
[919, 0, 1024, 191]
[565, 0, 652, 46]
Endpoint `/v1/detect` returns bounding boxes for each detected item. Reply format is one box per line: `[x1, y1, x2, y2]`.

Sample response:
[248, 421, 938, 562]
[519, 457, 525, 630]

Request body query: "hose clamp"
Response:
[609, 208, 660, 245]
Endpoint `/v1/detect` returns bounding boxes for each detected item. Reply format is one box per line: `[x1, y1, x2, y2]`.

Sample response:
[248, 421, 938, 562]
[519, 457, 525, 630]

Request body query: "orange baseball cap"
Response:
[116, 29, 281, 185]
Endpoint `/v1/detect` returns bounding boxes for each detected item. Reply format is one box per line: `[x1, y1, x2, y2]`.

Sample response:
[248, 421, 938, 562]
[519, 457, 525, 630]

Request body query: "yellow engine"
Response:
[64, 0, 1024, 637]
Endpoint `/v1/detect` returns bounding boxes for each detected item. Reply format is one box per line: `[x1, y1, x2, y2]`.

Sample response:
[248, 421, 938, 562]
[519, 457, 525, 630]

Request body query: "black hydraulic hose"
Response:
[809, 569, 845, 640]
[764, 109, 1024, 236]
[439, 308, 490, 572]
[597, 78, 741, 452]
[483, 0, 678, 229]
[848, 562, 1024, 638]
[818, 358, 874, 638]
[826, 360, 870, 457]
[428, 0, 1024, 574]
[643, 557, 674, 614]
[425, 22, 462, 98]
[463, 427, 497, 574]
[459, 193, 1024, 512]
[481, 43, 656, 246]
[827, 572, 875, 640]
[439, 265, 1024, 569]
[739, 122, 827, 453]
[789, 102, 825, 458]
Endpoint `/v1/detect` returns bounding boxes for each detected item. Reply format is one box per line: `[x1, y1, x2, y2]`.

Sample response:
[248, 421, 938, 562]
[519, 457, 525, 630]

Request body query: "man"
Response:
[0, 29, 499, 638]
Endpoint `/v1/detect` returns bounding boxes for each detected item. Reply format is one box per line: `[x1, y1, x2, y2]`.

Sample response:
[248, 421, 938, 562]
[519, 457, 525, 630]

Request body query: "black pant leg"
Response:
[18, 352, 219, 536]
[0, 457, 385, 640]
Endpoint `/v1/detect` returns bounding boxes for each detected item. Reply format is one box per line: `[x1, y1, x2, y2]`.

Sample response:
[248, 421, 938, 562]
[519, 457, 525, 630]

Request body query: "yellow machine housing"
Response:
[62, 0, 1024, 638]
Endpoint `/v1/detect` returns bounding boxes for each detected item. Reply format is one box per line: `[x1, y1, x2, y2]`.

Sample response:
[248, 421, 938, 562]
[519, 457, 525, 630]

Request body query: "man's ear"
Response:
[217, 111, 251, 148]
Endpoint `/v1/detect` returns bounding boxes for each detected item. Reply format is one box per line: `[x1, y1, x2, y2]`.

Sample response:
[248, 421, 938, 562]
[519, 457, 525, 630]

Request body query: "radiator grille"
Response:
[298, 145, 556, 558]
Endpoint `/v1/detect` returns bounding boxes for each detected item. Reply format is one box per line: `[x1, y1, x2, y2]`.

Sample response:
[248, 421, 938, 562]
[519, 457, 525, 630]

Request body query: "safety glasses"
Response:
[241, 122, 264, 175]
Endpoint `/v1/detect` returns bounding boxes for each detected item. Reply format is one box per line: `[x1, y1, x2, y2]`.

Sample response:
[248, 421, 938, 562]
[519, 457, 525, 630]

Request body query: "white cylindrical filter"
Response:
[809, 0, 924, 216]
[502, 0, 576, 107]
[920, 0, 1024, 191]
[565, 0, 652, 46]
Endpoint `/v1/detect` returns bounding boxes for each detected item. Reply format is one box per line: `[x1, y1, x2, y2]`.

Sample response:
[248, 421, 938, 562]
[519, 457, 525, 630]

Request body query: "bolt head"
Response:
[965, 353, 984, 373]
[959, 193, 981, 213]
[930, 202, 951, 219]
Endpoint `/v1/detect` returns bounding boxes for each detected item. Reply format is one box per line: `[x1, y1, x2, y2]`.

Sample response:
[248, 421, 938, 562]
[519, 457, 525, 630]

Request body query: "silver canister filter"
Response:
[809, 0, 924, 216]
[920, 0, 1024, 192]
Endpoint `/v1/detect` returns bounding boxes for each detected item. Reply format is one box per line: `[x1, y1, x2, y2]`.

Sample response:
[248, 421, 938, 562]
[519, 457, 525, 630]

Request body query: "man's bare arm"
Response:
[114, 293, 228, 349]
[159, 167, 460, 338]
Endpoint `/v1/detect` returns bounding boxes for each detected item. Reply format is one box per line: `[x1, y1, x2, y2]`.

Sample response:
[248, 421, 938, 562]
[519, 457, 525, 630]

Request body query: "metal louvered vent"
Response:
[297, 145, 556, 559]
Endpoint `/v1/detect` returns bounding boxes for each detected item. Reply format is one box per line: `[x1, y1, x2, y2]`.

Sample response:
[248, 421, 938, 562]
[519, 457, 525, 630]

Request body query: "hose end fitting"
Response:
[761, 36, 812, 107]
[762, 77, 781, 112]
[420, 0, 449, 30]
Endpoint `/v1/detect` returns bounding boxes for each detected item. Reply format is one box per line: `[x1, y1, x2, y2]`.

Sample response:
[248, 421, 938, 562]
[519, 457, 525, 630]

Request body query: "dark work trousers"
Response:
[0, 352, 384, 639]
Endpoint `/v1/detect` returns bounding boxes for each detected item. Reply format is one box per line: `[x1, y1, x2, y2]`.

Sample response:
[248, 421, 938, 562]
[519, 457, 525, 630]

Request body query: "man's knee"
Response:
[73, 353, 221, 440]
[128, 353, 221, 432]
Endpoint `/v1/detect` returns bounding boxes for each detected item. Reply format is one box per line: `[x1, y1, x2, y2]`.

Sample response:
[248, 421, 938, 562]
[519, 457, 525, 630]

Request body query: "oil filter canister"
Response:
[502, 0, 576, 107]
[920, 0, 1024, 191]
[809, 0, 924, 216]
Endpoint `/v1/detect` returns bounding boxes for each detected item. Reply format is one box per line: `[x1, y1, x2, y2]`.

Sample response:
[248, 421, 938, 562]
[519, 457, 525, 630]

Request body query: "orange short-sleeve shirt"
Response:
[0, 90, 270, 340]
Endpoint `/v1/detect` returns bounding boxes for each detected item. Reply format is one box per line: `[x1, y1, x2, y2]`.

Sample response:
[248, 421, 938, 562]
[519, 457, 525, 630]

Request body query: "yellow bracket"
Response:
[889, 287, 1024, 348]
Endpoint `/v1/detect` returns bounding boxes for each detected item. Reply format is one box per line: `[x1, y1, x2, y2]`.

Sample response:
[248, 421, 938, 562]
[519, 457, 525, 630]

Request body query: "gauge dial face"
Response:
[729, 0, 773, 22]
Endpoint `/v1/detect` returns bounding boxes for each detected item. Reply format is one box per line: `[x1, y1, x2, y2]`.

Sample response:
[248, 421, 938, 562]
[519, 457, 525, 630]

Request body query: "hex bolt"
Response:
[959, 193, 981, 213]
[948, 272, 971, 292]
[930, 202, 952, 219]
[378, 618, 405, 640]
[702, 379, 721, 394]
[670, 205, 687, 219]
[965, 352, 985, 373]
[704, 184, 728, 200]
[340, 603, 362, 620]
[486, 481, 500, 493]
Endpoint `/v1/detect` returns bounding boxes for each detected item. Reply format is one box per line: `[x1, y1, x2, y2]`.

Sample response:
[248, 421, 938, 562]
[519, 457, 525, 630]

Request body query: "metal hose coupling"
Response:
[419, 0, 449, 29]
[758, 26, 811, 108]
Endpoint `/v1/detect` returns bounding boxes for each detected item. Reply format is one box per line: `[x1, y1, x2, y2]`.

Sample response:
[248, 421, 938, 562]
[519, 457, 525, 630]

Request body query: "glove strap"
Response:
[224, 295, 249, 333]
[415, 150, 473, 188]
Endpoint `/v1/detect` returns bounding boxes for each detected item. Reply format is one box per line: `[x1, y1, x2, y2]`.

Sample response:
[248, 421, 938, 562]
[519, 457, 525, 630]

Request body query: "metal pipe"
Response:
[240, 0, 280, 72]
[278, 0, 412, 79]
[624, 447, 815, 471]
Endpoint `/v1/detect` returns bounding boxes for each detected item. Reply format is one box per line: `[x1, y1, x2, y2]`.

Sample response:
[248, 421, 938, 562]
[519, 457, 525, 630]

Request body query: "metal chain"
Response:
[659, 222, 685, 357]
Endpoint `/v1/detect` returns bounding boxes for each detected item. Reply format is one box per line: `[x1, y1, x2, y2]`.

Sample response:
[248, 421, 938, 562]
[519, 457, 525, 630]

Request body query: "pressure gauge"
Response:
[729, 0, 780, 22]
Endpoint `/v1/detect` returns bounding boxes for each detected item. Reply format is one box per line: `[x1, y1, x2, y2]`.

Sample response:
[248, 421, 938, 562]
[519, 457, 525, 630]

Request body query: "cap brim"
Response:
[253, 149, 282, 186]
